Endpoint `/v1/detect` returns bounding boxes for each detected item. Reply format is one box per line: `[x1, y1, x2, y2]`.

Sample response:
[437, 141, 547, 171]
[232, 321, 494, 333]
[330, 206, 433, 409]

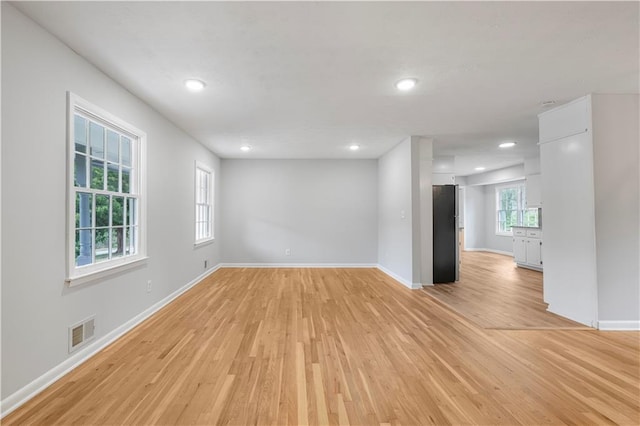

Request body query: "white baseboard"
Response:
[546, 305, 596, 328]
[376, 265, 422, 290]
[464, 248, 513, 256]
[0, 264, 222, 419]
[598, 320, 640, 331]
[220, 263, 377, 268]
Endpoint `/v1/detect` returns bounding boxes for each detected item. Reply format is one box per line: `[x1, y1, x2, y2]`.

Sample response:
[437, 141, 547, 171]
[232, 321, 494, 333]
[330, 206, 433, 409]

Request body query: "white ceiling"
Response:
[13, 1, 639, 175]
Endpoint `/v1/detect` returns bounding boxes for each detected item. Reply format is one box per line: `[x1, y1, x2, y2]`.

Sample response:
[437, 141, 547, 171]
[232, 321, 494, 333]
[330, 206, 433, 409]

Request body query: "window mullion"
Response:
[91, 194, 96, 265]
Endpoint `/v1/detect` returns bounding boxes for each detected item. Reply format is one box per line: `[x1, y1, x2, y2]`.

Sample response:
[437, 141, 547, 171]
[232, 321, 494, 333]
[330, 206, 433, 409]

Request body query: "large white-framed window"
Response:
[194, 161, 214, 246]
[66, 93, 147, 286]
[495, 183, 539, 236]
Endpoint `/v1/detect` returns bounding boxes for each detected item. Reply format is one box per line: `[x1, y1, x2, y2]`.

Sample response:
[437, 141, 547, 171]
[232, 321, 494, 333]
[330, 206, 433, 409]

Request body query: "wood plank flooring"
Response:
[4, 267, 639, 425]
[424, 250, 587, 329]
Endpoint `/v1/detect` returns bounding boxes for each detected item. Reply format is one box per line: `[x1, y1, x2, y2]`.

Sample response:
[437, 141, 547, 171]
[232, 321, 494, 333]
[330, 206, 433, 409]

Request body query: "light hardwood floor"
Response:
[4, 267, 639, 425]
[424, 250, 587, 329]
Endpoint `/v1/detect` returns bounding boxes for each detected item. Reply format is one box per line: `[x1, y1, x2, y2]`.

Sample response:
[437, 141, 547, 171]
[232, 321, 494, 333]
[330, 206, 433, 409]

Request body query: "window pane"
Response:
[74, 115, 87, 153]
[75, 229, 93, 267]
[112, 196, 124, 226]
[122, 167, 131, 193]
[203, 174, 210, 204]
[122, 137, 131, 167]
[90, 159, 105, 190]
[75, 192, 93, 229]
[95, 228, 109, 262]
[126, 226, 138, 255]
[107, 163, 119, 192]
[90, 122, 105, 158]
[95, 194, 110, 227]
[125, 227, 131, 255]
[111, 227, 124, 259]
[524, 208, 539, 227]
[74, 153, 87, 187]
[127, 198, 137, 226]
[107, 130, 119, 163]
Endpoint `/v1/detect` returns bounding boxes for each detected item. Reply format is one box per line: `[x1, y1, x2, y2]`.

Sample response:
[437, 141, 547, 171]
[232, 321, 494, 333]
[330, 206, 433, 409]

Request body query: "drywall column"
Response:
[591, 94, 639, 329]
[377, 136, 433, 288]
[378, 138, 415, 287]
[539, 94, 640, 329]
[416, 137, 434, 286]
[539, 96, 599, 327]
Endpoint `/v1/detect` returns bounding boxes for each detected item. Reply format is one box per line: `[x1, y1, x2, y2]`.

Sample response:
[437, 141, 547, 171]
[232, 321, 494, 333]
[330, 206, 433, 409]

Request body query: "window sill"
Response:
[66, 256, 149, 287]
[496, 232, 513, 237]
[194, 238, 215, 249]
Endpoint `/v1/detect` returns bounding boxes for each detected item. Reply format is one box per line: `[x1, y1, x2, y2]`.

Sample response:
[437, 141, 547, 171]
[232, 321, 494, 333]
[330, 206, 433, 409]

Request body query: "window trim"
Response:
[66, 92, 148, 286]
[495, 182, 540, 236]
[194, 160, 215, 247]
[495, 182, 525, 236]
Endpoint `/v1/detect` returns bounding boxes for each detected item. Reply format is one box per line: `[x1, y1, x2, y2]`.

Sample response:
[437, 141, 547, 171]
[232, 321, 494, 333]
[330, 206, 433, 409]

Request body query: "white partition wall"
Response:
[539, 94, 640, 329]
[539, 99, 598, 326]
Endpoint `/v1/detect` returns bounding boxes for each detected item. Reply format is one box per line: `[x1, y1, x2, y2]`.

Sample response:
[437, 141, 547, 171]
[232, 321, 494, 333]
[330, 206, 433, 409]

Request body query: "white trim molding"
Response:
[221, 263, 377, 268]
[464, 248, 513, 256]
[66, 92, 148, 286]
[0, 264, 222, 419]
[376, 265, 422, 290]
[598, 321, 640, 331]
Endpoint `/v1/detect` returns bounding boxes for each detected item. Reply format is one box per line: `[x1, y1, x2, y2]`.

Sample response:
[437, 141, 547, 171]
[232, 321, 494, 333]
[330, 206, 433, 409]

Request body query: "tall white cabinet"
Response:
[538, 94, 639, 329]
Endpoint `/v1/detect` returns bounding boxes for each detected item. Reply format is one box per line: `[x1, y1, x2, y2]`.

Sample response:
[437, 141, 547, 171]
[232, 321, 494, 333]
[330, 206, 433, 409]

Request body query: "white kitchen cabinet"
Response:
[512, 227, 542, 271]
[525, 174, 542, 207]
[513, 236, 527, 264]
[526, 239, 542, 266]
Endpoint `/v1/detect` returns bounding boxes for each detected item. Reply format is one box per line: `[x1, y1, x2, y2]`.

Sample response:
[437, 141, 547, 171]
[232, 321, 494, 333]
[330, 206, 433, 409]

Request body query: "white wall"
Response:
[220, 160, 378, 264]
[462, 178, 524, 254]
[417, 137, 434, 286]
[377, 137, 433, 287]
[465, 164, 525, 187]
[458, 187, 465, 229]
[592, 94, 640, 323]
[378, 138, 415, 284]
[1, 3, 221, 400]
[463, 185, 485, 250]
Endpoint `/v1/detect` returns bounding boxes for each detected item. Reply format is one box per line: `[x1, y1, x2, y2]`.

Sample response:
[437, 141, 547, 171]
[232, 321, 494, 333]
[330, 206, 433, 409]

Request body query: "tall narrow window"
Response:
[67, 93, 146, 285]
[195, 162, 214, 245]
[496, 183, 539, 235]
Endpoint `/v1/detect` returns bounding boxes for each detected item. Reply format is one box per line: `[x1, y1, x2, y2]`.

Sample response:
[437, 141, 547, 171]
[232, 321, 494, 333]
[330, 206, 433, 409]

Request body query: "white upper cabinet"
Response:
[525, 173, 542, 207]
[538, 96, 590, 144]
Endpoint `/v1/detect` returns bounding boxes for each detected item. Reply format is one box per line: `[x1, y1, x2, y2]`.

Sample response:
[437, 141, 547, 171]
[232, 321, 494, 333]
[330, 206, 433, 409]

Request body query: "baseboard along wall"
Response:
[0, 264, 222, 419]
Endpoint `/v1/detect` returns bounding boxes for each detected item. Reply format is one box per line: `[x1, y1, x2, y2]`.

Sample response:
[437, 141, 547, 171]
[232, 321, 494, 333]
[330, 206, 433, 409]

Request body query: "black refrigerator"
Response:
[433, 185, 459, 283]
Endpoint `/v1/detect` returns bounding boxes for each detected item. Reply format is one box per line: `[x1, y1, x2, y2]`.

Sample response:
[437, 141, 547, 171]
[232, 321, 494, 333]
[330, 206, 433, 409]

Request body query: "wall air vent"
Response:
[68, 316, 96, 353]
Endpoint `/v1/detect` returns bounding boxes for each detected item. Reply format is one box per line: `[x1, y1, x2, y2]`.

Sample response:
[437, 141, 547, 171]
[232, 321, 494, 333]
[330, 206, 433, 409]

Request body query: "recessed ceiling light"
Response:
[499, 141, 517, 148]
[184, 79, 206, 92]
[349, 144, 360, 151]
[240, 145, 252, 152]
[475, 166, 486, 171]
[395, 78, 418, 91]
[540, 100, 556, 107]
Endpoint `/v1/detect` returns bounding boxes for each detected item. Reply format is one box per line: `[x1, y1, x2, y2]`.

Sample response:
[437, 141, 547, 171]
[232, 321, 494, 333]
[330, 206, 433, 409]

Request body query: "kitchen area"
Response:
[512, 172, 543, 271]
